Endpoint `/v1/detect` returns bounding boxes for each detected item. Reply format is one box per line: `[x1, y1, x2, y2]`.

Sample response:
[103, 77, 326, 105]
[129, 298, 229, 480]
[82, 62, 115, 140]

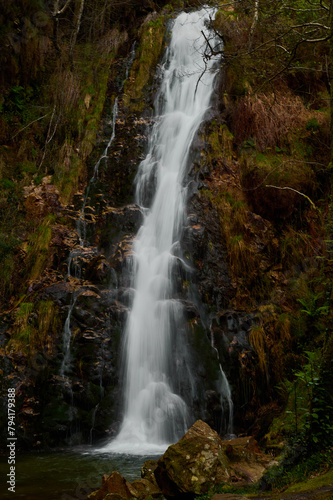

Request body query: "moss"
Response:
[189, 320, 220, 385]
[27, 214, 55, 281]
[56, 151, 82, 205]
[6, 297, 60, 354]
[285, 469, 333, 494]
[123, 14, 166, 113]
[240, 149, 316, 220]
[7, 302, 35, 352]
[206, 124, 234, 164]
[37, 299, 60, 351]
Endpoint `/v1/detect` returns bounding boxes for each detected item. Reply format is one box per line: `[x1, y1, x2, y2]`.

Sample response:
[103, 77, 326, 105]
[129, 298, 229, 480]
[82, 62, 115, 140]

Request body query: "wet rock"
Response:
[88, 471, 138, 500]
[221, 436, 277, 486]
[98, 205, 142, 257]
[184, 197, 232, 311]
[154, 419, 230, 496]
[131, 478, 162, 499]
[33, 280, 73, 304]
[85, 255, 112, 284]
[141, 459, 159, 486]
[102, 204, 142, 233]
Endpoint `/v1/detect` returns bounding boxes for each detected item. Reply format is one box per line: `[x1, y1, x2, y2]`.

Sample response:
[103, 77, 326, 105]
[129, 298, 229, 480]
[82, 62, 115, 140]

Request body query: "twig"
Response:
[265, 184, 317, 210]
[12, 114, 49, 139]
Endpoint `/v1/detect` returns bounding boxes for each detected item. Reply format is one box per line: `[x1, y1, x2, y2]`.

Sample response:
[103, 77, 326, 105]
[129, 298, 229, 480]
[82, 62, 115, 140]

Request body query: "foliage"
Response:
[213, 0, 330, 93]
[261, 446, 333, 491]
[291, 351, 333, 449]
[233, 92, 304, 152]
[122, 13, 166, 112]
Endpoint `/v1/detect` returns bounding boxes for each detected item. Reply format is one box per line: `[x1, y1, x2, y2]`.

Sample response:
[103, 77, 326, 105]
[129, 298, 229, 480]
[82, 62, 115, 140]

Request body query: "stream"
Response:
[0, 449, 151, 499]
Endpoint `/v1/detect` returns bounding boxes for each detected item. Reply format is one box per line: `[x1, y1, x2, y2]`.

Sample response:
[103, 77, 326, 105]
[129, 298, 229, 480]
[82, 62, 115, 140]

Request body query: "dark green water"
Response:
[0, 448, 152, 500]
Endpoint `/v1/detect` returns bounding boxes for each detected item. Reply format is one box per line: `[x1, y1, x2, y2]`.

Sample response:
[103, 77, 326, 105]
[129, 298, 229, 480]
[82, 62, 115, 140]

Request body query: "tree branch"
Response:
[12, 114, 49, 139]
[265, 185, 317, 209]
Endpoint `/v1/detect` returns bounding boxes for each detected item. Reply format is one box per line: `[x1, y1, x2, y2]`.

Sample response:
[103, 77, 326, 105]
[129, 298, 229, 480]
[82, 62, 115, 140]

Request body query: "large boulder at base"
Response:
[153, 419, 230, 496]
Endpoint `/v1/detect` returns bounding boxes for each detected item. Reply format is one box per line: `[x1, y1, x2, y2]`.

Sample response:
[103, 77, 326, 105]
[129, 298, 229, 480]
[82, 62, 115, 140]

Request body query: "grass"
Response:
[7, 302, 34, 352]
[285, 467, 333, 494]
[27, 214, 55, 281]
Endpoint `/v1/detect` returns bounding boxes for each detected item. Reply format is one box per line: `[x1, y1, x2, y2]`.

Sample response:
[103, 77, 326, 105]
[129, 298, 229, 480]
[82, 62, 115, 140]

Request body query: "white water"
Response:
[103, 8, 222, 455]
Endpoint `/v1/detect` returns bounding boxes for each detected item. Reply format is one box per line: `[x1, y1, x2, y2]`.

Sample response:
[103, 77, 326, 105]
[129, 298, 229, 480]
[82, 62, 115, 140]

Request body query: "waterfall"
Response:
[103, 8, 223, 455]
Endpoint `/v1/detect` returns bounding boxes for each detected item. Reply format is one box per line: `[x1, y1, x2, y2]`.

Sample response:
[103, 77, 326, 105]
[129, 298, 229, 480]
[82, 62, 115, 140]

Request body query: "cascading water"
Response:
[102, 8, 226, 455]
[60, 98, 119, 375]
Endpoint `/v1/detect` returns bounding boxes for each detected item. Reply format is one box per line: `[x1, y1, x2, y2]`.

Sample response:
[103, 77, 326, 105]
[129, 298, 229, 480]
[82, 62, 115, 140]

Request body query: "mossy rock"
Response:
[123, 13, 166, 113]
[155, 420, 230, 496]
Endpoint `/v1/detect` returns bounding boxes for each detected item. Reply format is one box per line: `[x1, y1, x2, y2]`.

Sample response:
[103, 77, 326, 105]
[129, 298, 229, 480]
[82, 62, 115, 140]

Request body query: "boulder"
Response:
[141, 459, 159, 486]
[131, 478, 162, 499]
[154, 420, 230, 496]
[221, 436, 276, 485]
[88, 471, 138, 500]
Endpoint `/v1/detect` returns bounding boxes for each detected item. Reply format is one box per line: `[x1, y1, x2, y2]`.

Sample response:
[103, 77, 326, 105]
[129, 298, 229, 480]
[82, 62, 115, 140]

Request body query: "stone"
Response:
[88, 471, 138, 500]
[154, 420, 230, 496]
[131, 478, 162, 499]
[221, 436, 277, 485]
[141, 459, 159, 486]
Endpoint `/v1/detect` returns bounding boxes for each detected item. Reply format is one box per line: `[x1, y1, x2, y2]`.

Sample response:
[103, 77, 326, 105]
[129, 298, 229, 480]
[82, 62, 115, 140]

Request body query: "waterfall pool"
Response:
[0, 449, 155, 499]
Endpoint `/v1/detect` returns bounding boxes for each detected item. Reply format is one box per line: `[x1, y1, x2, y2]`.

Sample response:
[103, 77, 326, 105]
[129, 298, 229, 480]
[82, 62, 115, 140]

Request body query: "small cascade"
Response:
[60, 295, 78, 377]
[58, 99, 119, 443]
[219, 368, 234, 437]
[76, 98, 119, 247]
[209, 325, 234, 436]
[125, 42, 136, 81]
[102, 8, 226, 455]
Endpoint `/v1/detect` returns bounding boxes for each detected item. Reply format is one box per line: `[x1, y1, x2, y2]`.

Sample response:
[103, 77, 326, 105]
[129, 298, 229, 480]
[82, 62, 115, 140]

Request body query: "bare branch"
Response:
[265, 185, 317, 210]
[12, 114, 49, 139]
[54, 0, 73, 16]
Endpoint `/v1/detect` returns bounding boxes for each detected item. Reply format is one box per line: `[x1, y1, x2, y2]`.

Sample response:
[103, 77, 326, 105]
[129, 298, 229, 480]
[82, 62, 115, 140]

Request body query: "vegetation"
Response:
[197, 0, 333, 492]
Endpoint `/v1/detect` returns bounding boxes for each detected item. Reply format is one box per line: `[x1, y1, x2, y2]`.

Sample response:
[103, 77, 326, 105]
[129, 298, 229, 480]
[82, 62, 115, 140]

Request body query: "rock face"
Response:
[153, 420, 230, 496]
[223, 436, 276, 485]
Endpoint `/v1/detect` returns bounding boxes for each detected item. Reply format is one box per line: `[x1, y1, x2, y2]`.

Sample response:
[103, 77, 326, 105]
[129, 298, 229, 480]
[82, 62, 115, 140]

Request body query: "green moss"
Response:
[207, 124, 234, 163]
[285, 469, 333, 494]
[7, 302, 35, 351]
[37, 299, 60, 348]
[123, 14, 166, 112]
[189, 320, 220, 384]
[26, 214, 55, 280]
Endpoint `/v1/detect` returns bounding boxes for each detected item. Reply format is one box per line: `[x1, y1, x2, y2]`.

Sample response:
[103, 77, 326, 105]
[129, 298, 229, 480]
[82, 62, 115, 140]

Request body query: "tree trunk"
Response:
[330, 1, 333, 168]
[70, 0, 85, 64]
